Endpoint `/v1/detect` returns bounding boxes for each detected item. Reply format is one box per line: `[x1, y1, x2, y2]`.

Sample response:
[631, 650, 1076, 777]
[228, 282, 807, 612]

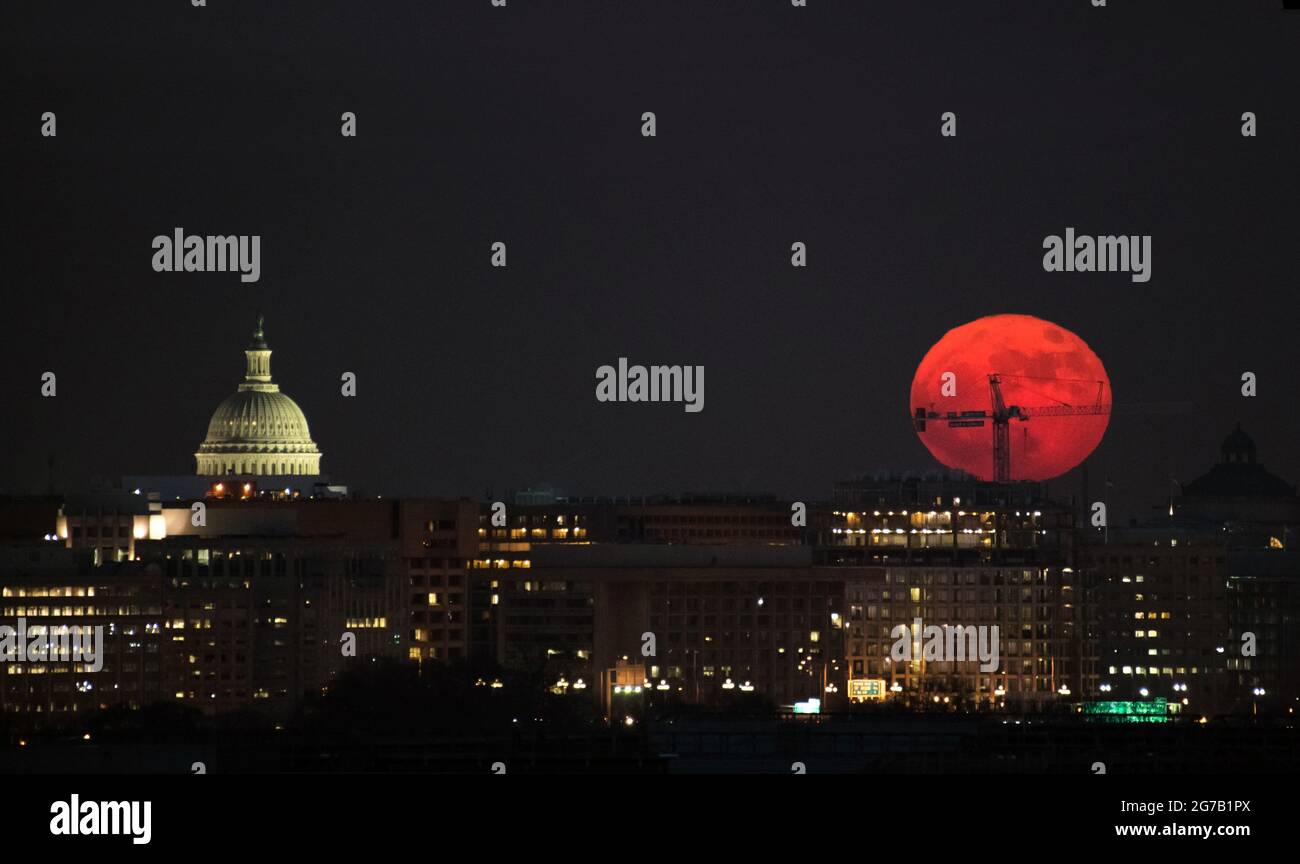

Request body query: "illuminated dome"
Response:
[195, 317, 322, 477]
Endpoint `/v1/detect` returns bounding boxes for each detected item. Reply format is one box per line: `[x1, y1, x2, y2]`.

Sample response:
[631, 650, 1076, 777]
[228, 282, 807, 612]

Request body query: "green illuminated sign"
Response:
[1082, 699, 1169, 723]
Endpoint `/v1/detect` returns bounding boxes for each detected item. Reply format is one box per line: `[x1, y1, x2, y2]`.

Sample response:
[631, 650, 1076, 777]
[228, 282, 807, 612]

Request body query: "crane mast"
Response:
[989, 374, 1013, 483]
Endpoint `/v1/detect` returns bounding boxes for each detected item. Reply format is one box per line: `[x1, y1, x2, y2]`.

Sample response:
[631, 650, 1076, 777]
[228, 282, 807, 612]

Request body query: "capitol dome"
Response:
[195, 317, 322, 477]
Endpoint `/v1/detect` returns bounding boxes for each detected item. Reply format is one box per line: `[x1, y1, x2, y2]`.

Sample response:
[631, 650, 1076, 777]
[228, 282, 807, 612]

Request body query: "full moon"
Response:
[910, 314, 1111, 481]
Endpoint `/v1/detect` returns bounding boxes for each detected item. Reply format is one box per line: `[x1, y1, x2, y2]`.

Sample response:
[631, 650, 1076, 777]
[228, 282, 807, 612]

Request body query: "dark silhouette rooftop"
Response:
[1183, 424, 1296, 498]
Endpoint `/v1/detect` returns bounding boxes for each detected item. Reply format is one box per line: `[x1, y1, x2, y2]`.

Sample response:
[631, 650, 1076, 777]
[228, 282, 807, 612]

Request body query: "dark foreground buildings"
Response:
[1, 428, 1297, 734]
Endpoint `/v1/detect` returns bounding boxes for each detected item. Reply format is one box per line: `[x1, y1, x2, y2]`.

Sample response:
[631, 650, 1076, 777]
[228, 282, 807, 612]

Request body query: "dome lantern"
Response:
[1221, 422, 1256, 465]
[243, 314, 274, 386]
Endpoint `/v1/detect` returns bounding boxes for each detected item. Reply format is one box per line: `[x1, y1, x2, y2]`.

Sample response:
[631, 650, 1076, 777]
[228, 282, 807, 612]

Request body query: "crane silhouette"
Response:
[914, 373, 1110, 482]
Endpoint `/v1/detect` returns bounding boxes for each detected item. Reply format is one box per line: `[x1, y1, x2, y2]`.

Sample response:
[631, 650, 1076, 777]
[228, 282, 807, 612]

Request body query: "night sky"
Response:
[3, 0, 1298, 522]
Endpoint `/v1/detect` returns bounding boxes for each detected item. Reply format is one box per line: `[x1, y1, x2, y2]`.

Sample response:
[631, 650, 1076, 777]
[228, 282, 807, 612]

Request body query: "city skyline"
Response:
[4, 4, 1299, 828]
[4, 427, 1294, 754]
[10, 312, 1296, 527]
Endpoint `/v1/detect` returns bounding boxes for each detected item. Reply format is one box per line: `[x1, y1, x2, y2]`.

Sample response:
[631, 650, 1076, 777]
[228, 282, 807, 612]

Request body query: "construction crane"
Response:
[913, 373, 1110, 483]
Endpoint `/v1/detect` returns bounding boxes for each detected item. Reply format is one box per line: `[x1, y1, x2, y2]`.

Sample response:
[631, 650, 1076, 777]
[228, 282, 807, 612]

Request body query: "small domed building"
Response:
[1178, 423, 1300, 534]
[195, 317, 322, 477]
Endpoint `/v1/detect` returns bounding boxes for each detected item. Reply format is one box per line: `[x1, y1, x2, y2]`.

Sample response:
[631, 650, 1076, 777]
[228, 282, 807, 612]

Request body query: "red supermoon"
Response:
[910, 314, 1111, 481]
